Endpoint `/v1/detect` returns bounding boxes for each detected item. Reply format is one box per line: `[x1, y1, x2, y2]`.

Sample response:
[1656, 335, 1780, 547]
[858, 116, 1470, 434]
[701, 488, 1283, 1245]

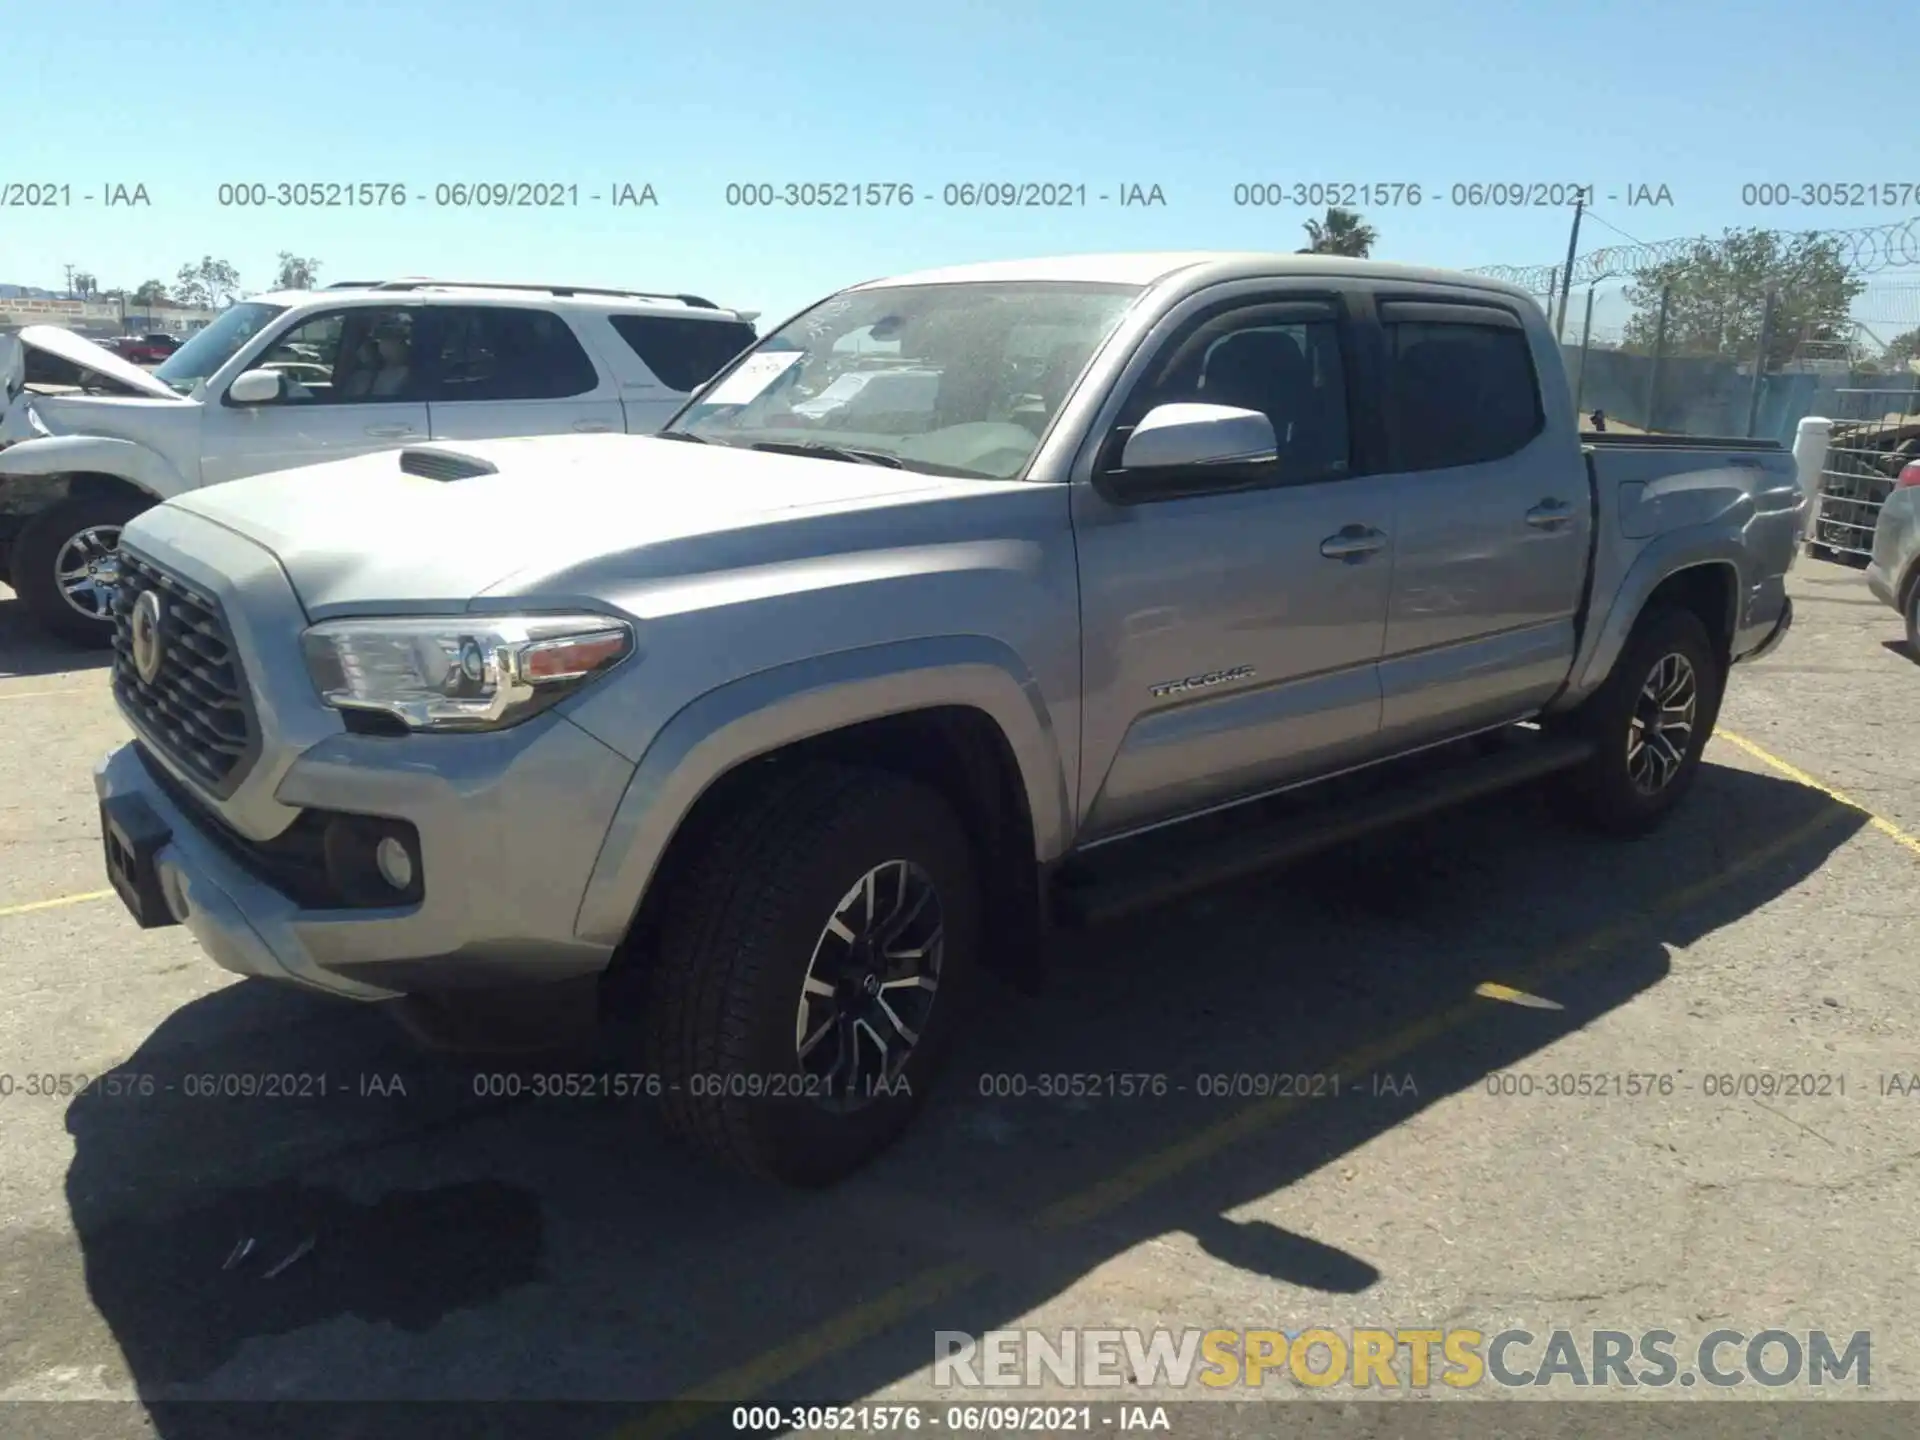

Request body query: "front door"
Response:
[198, 305, 428, 486]
[1072, 290, 1397, 842]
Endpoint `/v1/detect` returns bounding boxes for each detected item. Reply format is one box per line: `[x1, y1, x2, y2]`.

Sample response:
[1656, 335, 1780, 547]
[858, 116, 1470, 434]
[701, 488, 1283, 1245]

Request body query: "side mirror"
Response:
[227, 368, 285, 405]
[1122, 403, 1277, 470]
[1101, 403, 1277, 502]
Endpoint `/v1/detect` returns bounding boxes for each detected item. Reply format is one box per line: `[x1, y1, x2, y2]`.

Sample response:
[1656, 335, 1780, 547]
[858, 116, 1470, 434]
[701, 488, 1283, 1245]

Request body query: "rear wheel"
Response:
[635, 763, 981, 1186]
[11, 493, 150, 647]
[1550, 606, 1724, 836]
[1905, 577, 1920, 657]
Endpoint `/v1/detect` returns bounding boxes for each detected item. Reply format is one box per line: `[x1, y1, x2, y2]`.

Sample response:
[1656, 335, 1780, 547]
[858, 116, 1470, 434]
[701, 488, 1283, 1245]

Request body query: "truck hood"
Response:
[0, 325, 183, 401]
[161, 433, 1001, 613]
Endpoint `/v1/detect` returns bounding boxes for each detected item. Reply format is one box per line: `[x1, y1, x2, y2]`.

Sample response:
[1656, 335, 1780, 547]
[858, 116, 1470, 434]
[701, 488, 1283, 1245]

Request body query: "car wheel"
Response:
[1906, 578, 1920, 658]
[10, 493, 150, 648]
[638, 763, 981, 1186]
[1550, 606, 1724, 837]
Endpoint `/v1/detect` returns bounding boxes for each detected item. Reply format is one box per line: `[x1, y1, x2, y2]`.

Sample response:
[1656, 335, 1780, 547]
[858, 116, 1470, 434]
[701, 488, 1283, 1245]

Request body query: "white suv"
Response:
[0, 280, 758, 643]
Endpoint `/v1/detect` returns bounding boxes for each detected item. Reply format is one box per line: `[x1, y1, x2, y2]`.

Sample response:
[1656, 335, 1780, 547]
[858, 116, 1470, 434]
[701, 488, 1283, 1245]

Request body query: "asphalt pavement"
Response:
[0, 560, 1916, 1439]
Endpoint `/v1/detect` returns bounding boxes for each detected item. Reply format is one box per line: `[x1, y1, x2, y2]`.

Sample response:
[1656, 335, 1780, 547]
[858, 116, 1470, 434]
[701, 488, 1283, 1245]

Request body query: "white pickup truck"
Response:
[0, 280, 757, 643]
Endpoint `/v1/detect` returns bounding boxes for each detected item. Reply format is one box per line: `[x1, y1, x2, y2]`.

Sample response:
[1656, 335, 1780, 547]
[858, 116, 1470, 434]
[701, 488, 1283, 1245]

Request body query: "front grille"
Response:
[112, 551, 261, 797]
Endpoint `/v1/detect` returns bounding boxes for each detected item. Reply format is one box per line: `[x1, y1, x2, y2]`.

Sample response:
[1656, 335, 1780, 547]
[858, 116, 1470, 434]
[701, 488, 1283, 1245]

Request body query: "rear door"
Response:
[603, 312, 758, 432]
[1072, 286, 1399, 842]
[1372, 295, 1591, 745]
[198, 304, 429, 485]
[419, 305, 624, 441]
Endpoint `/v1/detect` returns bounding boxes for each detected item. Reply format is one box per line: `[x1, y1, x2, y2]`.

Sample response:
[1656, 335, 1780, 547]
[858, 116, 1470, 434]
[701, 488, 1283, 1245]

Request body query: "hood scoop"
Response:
[398, 445, 501, 482]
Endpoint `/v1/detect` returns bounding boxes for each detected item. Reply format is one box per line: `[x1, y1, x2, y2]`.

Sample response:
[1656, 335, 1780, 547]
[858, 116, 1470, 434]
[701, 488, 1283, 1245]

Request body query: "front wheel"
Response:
[1550, 606, 1724, 837]
[637, 763, 981, 1186]
[10, 493, 151, 647]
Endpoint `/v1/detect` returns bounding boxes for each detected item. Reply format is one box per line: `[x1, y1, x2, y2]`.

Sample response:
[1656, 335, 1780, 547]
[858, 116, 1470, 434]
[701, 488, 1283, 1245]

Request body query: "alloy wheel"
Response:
[1626, 651, 1698, 795]
[795, 859, 944, 1112]
[53, 526, 124, 621]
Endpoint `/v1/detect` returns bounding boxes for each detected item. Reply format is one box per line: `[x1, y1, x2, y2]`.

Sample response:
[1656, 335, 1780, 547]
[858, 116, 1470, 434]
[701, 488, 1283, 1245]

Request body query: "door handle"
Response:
[1526, 499, 1574, 529]
[572, 420, 615, 433]
[1319, 525, 1387, 560]
[364, 424, 416, 439]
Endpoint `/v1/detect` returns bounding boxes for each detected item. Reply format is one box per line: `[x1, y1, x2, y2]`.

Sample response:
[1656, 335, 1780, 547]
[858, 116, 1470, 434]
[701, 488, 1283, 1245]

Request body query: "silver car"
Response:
[1866, 460, 1920, 652]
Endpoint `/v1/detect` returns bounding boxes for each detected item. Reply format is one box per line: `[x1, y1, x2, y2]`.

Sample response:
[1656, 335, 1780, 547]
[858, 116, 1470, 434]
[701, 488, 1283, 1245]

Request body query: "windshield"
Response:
[667, 281, 1144, 479]
[152, 302, 287, 395]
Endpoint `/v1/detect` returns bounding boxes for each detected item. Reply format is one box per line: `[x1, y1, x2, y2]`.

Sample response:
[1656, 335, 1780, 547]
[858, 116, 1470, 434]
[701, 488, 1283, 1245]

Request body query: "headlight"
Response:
[300, 614, 634, 731]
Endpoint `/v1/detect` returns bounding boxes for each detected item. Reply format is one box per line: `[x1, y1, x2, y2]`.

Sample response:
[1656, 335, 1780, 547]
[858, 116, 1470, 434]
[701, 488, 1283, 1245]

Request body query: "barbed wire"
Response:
[1468, 215, 1920, 292]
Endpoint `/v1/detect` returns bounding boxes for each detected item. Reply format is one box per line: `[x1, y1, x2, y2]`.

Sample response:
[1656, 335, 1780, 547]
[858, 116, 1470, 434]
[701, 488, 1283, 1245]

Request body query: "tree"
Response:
[1880, 326, 1920, 373]
[72, 272, 99, 299]
[1621, 228, 1865, 371]
[274, 252, 322, 290]
[131, 279, 172, 307]
[1298, 206, 1377, 258]
[174, 256, 243, 310]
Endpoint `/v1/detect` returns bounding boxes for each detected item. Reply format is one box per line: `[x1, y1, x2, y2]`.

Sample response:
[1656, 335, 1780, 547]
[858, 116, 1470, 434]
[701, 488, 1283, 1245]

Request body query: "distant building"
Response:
[0, 296, 221, 337]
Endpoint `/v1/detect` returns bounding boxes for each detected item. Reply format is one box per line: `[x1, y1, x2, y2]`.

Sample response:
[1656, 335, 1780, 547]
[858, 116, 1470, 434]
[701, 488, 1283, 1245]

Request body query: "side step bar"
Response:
[1051, 732, 1595, 928]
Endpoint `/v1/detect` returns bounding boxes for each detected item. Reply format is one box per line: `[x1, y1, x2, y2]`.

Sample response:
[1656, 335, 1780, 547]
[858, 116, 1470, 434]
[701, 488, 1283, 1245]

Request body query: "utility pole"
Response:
[1745, 288, 1779, 439]
[1572, 283, 1598, 419]
[62, 263, 75, 298]
[1553, 195, 1585, 342]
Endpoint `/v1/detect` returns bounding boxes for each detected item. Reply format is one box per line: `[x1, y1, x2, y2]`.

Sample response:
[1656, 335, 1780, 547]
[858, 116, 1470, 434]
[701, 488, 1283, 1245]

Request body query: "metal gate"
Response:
[1808, 386, 1920, 564]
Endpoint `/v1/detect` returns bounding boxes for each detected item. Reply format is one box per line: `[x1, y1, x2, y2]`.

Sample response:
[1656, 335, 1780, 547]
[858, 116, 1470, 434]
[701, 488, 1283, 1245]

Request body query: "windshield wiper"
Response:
[748, 440, 904, 469]
[653, 430, 711, 444]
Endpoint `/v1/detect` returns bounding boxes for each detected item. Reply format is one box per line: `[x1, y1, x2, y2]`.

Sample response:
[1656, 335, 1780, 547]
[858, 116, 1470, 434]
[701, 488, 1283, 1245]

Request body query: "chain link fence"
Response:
[1540, 275, 1920, 443]
[1473, 217, 1920, 439]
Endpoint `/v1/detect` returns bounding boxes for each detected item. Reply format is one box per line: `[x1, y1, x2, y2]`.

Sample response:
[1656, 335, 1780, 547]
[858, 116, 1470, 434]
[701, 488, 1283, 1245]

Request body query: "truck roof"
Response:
[857, 251, 1538, 305]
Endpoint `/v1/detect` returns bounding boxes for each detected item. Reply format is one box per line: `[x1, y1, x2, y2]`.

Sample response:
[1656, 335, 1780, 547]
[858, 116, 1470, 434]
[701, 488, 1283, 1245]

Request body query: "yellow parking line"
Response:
[1717, 728, 1920, 861]
[618, 798, 1855, 1438]
[0, 889, 115, 919]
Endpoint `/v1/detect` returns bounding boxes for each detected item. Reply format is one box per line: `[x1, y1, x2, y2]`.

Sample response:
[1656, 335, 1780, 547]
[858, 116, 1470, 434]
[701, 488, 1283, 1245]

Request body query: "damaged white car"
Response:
[0, 280, 757, 643]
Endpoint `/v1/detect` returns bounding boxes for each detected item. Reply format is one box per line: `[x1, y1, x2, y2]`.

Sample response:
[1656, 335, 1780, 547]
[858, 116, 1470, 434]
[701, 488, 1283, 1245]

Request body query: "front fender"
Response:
[1569, 531, 1746, 699]
[0, 433, 186, 500]
[572, 635, 1071, 948]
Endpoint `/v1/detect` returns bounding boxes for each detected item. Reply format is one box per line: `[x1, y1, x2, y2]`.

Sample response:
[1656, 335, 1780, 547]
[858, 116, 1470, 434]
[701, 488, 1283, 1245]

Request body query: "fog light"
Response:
[375, 835, 415, 890]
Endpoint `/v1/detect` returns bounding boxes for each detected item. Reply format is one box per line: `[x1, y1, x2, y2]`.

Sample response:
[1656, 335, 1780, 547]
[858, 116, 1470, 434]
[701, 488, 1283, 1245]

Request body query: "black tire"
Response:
[10, 493, 150, 647]
[1905, 576, 1920, 658]
[1549, 606, 1724, 837]
[637, 763, 981, 1186]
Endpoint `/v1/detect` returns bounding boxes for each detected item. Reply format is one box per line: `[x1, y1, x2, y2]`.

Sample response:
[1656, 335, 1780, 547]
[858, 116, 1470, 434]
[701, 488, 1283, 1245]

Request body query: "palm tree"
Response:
[1298, 206, 1378, 257]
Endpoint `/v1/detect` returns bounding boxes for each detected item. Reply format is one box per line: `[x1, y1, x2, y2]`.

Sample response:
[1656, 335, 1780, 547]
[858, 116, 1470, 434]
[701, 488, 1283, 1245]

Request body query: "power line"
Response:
[1469, 215, 1920, 291]
[1580, 208, 1651, 249]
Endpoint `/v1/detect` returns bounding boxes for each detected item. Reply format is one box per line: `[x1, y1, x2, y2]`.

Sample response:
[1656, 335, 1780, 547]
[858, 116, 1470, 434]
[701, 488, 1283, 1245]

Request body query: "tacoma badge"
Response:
[1150, 664, 1255, 698]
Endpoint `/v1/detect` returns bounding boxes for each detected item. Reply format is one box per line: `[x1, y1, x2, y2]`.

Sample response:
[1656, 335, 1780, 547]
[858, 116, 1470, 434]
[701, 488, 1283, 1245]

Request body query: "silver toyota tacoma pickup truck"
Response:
[92, 252, 1809, 1185]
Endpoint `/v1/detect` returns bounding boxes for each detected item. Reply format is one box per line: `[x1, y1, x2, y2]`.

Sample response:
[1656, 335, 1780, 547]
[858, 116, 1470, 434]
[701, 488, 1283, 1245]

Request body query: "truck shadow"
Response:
[47, 761, 1861, 1437]
[0, 592, 115, 678]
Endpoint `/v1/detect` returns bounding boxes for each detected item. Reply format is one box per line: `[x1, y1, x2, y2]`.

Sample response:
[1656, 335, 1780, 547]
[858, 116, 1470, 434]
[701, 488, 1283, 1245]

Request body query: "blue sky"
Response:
[9, 0, 1915, 329]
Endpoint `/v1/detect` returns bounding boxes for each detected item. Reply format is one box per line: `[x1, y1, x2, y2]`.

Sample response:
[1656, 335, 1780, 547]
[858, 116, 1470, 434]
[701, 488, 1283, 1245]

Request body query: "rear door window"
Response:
[609, 313, 757, 392]
[421, 307, 601, 402]
[1380, 309, 1543, 471]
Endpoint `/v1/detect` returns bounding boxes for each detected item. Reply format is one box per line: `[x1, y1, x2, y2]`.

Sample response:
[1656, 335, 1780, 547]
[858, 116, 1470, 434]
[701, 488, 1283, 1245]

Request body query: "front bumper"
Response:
[94, 712, 636, 1001]
[1865, 560, 1896, 610]
[1735, 596, 1794, 664]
